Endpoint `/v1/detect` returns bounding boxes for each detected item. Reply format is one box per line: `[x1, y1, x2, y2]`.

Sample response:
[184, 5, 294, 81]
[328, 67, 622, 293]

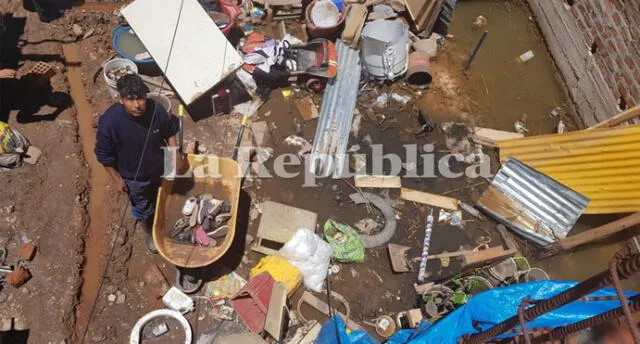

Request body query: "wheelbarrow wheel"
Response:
[176, 268, 204, 294]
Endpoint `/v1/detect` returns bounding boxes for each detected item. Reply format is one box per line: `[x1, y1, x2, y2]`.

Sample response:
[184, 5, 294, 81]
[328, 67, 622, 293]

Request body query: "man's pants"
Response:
[123, 178, 160, 223]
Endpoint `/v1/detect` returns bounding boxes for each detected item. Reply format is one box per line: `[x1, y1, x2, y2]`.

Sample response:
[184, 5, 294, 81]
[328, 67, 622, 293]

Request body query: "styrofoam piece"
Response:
[162, 286, 194, 313]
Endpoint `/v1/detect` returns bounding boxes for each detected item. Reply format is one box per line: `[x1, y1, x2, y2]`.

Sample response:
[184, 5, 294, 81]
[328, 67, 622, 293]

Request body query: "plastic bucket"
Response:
[103, 58, 138, 89]
[148, 92, 172, 113]
[522, 268, 550, 282]
[406, 51, 433, 89]
[305, 0, 346, 39]
[361, 20, 409, 80]
[112, 26, 153, 64]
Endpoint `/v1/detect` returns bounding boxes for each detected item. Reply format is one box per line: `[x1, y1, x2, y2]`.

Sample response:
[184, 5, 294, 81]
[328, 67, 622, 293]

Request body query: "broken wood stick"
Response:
[461, 246, 518, 266]
[354, 175, 402, 189]
[545, 212, 640, 255]
[400, 188, 459, 210]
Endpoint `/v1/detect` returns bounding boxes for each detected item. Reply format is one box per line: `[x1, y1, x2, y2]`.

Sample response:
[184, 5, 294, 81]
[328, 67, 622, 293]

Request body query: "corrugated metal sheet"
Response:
[498, 124, 640, 214]
[477, 158, 589, 246]
[309, 41, 362, 176]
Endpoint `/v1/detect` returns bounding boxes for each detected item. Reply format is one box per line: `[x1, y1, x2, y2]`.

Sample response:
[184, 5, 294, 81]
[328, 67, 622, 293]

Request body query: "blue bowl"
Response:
[112, 25, 154, 65]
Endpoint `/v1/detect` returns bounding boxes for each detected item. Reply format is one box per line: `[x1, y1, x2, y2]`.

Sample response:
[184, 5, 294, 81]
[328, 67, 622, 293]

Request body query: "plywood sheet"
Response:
[400, 188, 459, 210]
[354, 175, 402, 188]
[122, 0, 243, 104]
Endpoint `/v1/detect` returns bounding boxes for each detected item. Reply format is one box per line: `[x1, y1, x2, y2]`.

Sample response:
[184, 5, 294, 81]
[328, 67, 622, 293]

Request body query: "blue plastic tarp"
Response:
[316, 317, 379, 344]
[386, 281, 636, 344]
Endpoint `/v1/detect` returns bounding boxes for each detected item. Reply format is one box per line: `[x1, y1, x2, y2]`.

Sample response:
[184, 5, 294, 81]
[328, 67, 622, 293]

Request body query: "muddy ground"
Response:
[0, 0, 637, 343]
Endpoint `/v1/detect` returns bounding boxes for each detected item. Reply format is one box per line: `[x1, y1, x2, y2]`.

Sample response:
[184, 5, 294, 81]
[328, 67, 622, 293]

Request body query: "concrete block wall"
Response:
[569, 0, 640, 111]
[527, 0, 637, 127]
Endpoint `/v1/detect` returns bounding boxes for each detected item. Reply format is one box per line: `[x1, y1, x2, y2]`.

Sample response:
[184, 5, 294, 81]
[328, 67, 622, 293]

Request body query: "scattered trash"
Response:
[151, 322, 169, 337]
[557, 120, 566, 133]
[412, 38, 438, 59]
[372, 4, 397, 19]
[131, 309, 192, 344]
[401, 188, 459, 211]
[341, 4, 368, 48]
[284, 135, 313, 157]
[310, 0, 340, 28]
[354, 175, 401, 188]
[407, 52, 433, 88]
[116, 290, 126, 304]
[438, 209, 463, 227]
[71, 23, 83, 37]
[323, 219, 365, 263]
[294, 97, 319, 121]
[162, 286, 195, 313]
[250, 255, 302, 295]
[388, 243, 412, 273]
[0, 121, 31, 170]
[458, 202, 481, 218]
[349, 192, 397, 248]
[279, 228, 332, 292]
[472, 127, 523, 147]
[351, 110, 362, 137]
[107, 293, 117, 303]
[464, 144, 485, 165]
[417, 209, 435, 283]
[514, 120, 529, 134]
[374, 315, 396, 338]
[518, 50, 535, 63]
[442, 122, 473, 153]
[231, 272, 275, 333]
[19, 242, 36, 261]
[472, 15, 487, 28]
[204, 272, 247, 300]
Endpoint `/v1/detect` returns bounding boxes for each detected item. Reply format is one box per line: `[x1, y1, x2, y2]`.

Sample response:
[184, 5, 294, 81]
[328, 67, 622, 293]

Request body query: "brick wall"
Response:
[569, 0, 640, 110]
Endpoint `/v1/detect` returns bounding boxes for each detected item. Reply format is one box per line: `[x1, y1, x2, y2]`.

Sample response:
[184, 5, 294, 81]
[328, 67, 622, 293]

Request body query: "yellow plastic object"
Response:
[281, 89, 292, 99]
[152, 154, 241, 268]
[178, 104, 185, 117]
[250, 255, 302, 296]
[499, 125, 640, 214]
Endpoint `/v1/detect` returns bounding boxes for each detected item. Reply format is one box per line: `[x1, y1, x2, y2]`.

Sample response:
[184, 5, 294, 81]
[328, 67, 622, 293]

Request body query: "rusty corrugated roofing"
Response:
[498, 124, 640, 214]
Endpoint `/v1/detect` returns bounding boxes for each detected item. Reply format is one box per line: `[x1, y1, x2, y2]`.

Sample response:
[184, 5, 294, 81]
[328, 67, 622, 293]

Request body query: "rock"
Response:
[82, 28, 95, 40]
[20, 287, 29, 294]
[331, 184, 338, 191]
[152, 322, 169, 337]
[4, 204, 14, 214]
[412, 38, 438, 59]
[472, 15, 487, 28]
[13, 317, 27, 331]
[104, 285, 117, 294]
[0, 319, 11, 331]
[107, 294, 116, 303]
[116, 291, 126, 304]
[389, 0, 405, 12]
[72, 24, 83, 37]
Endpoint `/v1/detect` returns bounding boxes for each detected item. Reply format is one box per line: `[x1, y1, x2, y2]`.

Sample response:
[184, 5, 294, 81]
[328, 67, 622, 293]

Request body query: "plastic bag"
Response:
[279, 228, 332, 292]
[323, 219, 365, 263]
[0, 121, 30, 170]
[250, 255, 302, 296]
[316, 316, 379, 344]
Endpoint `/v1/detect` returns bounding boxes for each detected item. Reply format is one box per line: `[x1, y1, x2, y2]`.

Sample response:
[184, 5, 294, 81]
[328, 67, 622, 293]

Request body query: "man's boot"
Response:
[141, 220, 158, 254]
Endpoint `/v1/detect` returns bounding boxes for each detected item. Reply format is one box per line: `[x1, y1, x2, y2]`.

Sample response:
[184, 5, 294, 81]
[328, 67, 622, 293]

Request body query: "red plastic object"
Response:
[230, 272, 275, 333]
[218, 0, 241, 36]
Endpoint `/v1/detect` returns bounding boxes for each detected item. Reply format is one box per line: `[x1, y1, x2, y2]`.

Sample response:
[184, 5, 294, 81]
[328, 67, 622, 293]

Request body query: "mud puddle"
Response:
[63, 43, 111, 337]
[447, 0, 572, 134]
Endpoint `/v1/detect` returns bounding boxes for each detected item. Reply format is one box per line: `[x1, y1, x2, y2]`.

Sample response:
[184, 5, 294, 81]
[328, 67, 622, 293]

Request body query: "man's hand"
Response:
[0, 69, 16, 79]
[176, 154, 189, 175]
[113, 175, 128, 194]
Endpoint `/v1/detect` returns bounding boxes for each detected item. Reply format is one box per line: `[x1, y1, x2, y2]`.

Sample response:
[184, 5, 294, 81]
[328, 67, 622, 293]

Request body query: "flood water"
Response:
[448, 0, 572, 134]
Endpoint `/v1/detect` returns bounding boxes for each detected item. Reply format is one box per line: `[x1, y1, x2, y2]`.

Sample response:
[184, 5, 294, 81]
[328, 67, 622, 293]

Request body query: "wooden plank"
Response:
[552, 212, 640, 251]
[400, 188, 459, 210]
[587, 104, 640, 130]
[264, 282, 288, 342]
[341, 4, 368, 48]
[404, 0, 432, 30]
[473, 127, 524, 147]
[354, 175, 402, 188]
[461, 246, 518, 266]
[121, 0, 243, 105]
[419, 0, 443, 33]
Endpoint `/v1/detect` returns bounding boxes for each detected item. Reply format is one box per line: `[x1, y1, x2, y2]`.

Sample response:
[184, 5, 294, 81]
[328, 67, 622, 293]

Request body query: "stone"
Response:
[412, 38, 438, 59]
[13, 317, 27, 331]
[0, 319, 12, 331]
[72, 24, 83, 37]
[107, 294, 116, 303]
[115, 291, 126, 304]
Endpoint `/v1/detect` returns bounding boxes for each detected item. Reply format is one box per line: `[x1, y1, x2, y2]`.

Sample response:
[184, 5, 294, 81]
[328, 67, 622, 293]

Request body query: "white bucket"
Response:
[361, 20, 409, 80]
[103, 58, 138, 89]
[148, 92, 172, 113]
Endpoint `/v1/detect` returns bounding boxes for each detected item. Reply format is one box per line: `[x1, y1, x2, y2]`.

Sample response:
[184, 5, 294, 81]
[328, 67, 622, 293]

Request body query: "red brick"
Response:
[612, 12, 623, 26]
[625, 55, 637, 70]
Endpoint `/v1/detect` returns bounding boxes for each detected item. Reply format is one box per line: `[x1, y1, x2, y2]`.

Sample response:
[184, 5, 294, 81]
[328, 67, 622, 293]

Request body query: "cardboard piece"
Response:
[294, 97, 319, 121]
[341, 4, 368, 48]
[23, 146, 41, 165]
[252, 201, 317, 255]
[264, 281, 288, 341]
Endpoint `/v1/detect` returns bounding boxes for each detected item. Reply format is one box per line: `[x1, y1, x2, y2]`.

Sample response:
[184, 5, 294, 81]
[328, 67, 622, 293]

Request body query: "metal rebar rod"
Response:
[462, 253, 640, 344]
[517, 300, 533, 344]
[463, 30, 488, 71]
[609, 255, 640, 342]
[528, 295, 640, 344]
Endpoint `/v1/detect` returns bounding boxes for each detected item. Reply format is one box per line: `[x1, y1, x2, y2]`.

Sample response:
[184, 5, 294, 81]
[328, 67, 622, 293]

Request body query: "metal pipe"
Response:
[527, 295, 640, 344]
[462, 253, 640, 344]
[609, 254, 640, 342]
[463, 30, 488, 71]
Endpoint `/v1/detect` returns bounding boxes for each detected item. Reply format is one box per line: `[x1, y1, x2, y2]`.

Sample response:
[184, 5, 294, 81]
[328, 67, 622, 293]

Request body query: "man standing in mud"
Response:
[94, 74, 184, 253]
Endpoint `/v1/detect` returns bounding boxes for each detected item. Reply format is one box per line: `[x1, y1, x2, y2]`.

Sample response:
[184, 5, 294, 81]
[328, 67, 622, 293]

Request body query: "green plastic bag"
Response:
[323, 219, 365, 263]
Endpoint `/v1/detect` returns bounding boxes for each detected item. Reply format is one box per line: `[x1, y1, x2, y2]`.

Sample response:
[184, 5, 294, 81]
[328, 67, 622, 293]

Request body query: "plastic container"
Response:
[310, 0, 339, 28]
[103, 58, 138, 89]
[331, 0, 344, 12]
[230, 272, 275, 333]
[521, 268, 550, 282]
[112, 26, 154, 65]
[488, 258, 518, 282]
[305, 0, 347, 39]
[148, 92, 172, 113]
[406, 51, 433, 89]
[361, 20, 409, 80]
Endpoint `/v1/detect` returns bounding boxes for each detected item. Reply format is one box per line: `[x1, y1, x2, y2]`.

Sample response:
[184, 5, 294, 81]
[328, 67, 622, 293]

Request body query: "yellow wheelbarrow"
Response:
[152, 154, 242, 293]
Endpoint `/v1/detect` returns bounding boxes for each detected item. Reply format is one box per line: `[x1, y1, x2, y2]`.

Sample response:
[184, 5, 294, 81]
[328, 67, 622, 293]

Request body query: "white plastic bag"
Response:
[279, 228, 332, 292]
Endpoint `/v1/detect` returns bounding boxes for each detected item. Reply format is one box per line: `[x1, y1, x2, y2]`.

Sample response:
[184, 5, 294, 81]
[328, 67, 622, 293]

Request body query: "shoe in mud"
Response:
[145, 232, 158, 254]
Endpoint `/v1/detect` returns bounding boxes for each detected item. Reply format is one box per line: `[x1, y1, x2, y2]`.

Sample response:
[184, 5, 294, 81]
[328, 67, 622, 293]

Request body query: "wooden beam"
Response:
[354, 175, 402, 188]
[400, 188, 459, 210]
[473, 127, 524, 147]
[549, 212, 640, 252]
[587, 104, 640, 130]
